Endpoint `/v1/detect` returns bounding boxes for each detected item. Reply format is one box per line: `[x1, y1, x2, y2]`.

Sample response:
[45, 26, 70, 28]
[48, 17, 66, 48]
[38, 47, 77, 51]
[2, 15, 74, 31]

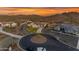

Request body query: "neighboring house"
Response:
[54, 23, 79, 34]
[4, 23, 10, 27]
[27, 22, 38, 28]
[0, 22, 17, 28]
[11, 23, 17, 27]
[0, 22, 3, 27]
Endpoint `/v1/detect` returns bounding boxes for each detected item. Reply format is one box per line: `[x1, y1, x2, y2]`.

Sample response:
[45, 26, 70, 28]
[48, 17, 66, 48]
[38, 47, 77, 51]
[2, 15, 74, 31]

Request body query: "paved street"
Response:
[0, 27, 22, 50]
[0, 27, 23, 39]
[0, 26, 78, 50]
[43, 29, 78, 49]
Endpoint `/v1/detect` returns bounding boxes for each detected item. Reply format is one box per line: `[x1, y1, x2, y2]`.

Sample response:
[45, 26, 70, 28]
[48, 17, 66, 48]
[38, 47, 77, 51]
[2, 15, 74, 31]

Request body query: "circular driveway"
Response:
[19, 33, 78, 51]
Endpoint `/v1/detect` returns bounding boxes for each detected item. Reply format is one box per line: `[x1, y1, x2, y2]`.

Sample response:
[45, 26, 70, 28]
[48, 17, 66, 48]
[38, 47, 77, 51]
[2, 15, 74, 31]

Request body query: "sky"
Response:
[0, 7, 79, 16]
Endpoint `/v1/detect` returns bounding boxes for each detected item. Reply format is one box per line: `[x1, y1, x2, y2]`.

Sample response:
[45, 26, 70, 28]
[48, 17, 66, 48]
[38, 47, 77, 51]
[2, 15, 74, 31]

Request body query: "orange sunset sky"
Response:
[0, 7, 79, 16]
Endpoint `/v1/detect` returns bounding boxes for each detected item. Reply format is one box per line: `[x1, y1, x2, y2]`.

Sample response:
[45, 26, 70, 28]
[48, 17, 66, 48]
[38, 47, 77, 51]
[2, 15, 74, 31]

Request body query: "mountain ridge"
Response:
[0, 12, 79, 24]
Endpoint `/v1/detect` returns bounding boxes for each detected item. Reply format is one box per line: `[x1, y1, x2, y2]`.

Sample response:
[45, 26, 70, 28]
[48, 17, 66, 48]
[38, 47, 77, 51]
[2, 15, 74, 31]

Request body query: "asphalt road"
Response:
[42, 29, 78, 49]
[0, 26, 78, 51]
[19, 33, 78, 51]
